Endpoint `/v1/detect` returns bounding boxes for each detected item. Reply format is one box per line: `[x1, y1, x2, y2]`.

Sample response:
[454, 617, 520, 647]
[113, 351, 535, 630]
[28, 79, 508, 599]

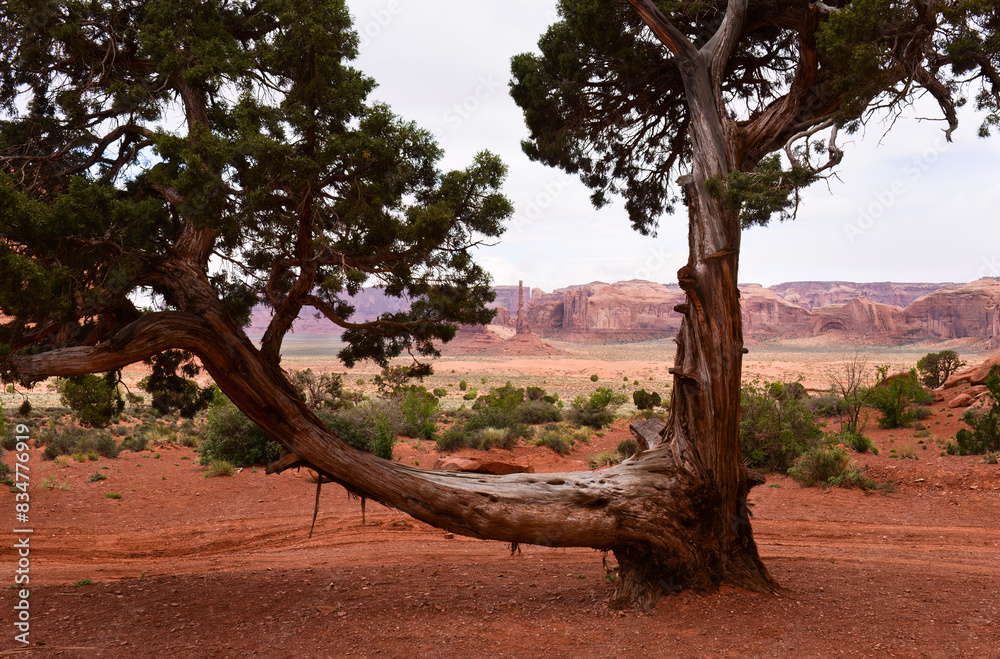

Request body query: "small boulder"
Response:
[432, 457, 534, 475]
[947, 393, 974, 409]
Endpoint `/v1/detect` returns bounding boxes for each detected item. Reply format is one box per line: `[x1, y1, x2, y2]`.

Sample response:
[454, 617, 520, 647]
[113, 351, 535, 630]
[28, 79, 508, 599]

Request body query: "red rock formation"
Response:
[769, 281, 948, 310]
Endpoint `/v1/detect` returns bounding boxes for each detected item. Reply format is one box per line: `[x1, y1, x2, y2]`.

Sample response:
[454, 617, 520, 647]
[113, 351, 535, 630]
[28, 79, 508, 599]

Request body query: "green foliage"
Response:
[119, 434, 150, 453]
[463, 389, 478, 401]
[459, 380, 468, 391]
[916, 351, 966, 389]
[139, 351, 214, 418]
[0, 0, 511, 400]
[316, 400, 402, 460]
[373, 366, 422, 399]
[400, 386, 439, 440]
[204, 459, 235, 478]
[532, 429, 573, 456]
[632, 389, 662, 411]
[829, 432, 878, 455]
[290, 369, 362, 411]
[432, 387, 448, 398]
[954, 365, 1000, 455]
[590, 374, 599, 382]
[869, 368, 933, 429]
[200, 394, 281, 467]
[589, 451, 617, 469]
[38, 427, 119, 460]
[788, 446, 886, 491]
[55, 373, 125, 428]
[704, 155, 818, 228]
[88, 472, 108, 483]
[567, 388, 627, 429]
[739, 380, 823, 472]
[805, 394, 848, 418]
[617, 438, 639, 459]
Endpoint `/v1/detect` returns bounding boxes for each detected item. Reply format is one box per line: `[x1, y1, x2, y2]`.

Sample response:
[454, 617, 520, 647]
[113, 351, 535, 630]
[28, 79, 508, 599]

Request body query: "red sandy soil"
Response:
[2, 406, 1000, 658]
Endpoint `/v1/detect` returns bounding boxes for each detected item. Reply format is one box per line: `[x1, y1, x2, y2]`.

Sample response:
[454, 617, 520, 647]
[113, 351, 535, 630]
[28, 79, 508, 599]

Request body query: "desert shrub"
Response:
[373, 365, 426, 398]
[954, 366, 1000, 455]
[913, 406, 932, 420]
[436, 426, 469, 452]
[289, 369, 363, 411]
[400, 386, 439, 439]
[200, 394, 281, 467]
[204, 459, 235, 478]
[830, 431, 878, 454]
[916, 350, 966, 389]
[567, 388, 627, 429]
[617, 438, 639, 458]
[515, 399, 562, 425]
[459, 380, 468, 391]
[533, 429, 573, 455]
[788, 446, 883, 490]
[316, 399, 402, 460]
[139, 350, 215, 417]
[432, 387, 448, 398]
[589, 451, 617, 469]
[632, 389, 662, 411]
[869, 368, 933, 429]
[463, 389, 478, 401]
[39, 427, 120, 460]
[17, 399, 31, 417]
[740, 380, 823, 472]
[0, 459, 12, 483]
[119, 434, 150, 453]
[56, 373, 125, 428]
[525, 386, 547, 401]
[470, 427, 517, 451]
[590, 374, 599, 382]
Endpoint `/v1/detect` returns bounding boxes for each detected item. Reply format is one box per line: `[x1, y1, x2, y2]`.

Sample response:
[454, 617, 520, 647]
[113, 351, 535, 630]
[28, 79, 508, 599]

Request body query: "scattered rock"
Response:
[432, 457, 534, 475]
[316, 605, 336, 614]
[947, 393, 975, 409]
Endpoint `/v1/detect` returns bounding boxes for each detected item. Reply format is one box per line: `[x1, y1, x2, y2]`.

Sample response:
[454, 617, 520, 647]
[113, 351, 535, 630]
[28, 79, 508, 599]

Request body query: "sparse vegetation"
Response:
[567, 388, 627, 429]
[204, 459, 235, 478]
[954, 365, 1000, 455]
[632, 389, 662, 411]
[55, 373, 125, 428]
[37, 427, 120, 461]
[740, 380, 823, 472]
[869, 367, 933, 429]
[787, 446, 889, 491]
[199, 393, 281, 467]
[917, 351, 966, 389]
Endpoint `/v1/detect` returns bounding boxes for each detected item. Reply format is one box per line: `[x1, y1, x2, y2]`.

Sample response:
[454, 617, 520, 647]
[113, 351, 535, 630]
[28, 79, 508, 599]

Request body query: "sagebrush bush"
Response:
[788, 446, 888, 490]
[740, 380, 823, 472]
[589, 451, 617, 469]
[617, 438, 639, 458]
[200, 394, 281, 466]
[119, 434, 150, 453]
[204, 459, 235, 478]
[436, 426, 468, 452]
[533, 430, 572, 455]
[805, 394, 847, 417]
[471, 427, 517, 450]
[39, 427, 120, 460]
[568, 388, 627, 428]
[316, 399, 402, 460]
[829, 431, 878, 454]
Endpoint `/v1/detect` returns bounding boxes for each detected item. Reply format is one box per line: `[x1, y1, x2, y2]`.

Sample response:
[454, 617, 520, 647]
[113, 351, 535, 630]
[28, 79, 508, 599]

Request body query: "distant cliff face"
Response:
[247, 279, 1000, 345]
[768, 281, 948, 310]
[527, 280, 685, 341]
[527, 278, 1000, 344]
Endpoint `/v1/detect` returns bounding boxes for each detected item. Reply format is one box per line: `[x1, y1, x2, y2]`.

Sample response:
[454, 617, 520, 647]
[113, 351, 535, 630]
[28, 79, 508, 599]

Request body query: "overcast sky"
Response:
[347, 0, 1000, 292]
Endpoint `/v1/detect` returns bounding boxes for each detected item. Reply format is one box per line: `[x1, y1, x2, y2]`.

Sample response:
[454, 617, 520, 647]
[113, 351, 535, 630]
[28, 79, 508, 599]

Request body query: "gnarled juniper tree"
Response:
[2, 0, 999, 610]
[509, 0, 1000, 606]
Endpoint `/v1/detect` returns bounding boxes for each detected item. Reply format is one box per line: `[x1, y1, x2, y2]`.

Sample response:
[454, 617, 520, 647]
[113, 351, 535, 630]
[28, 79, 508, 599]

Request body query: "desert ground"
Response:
[2, 336, 999, 657]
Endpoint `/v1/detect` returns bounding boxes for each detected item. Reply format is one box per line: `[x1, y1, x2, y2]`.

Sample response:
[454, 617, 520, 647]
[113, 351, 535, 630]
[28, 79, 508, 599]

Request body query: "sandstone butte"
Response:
[246, 277, 1000, 347]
